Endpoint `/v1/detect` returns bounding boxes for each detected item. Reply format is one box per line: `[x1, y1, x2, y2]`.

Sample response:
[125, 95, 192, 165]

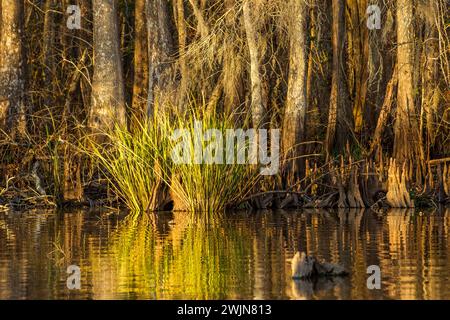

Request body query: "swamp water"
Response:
[0, 208, 449, 300]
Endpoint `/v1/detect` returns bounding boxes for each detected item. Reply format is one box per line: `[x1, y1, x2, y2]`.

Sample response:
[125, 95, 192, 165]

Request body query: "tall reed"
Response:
[88, 108, 260, 214]
[87, 117, 172, 212]
[164, 110, 260, 213]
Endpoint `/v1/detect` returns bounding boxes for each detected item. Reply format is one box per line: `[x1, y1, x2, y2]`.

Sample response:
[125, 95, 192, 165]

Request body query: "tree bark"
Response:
[0, 0, 27, 138]
[325, 0, 352, 158]
[421, 0, 440, 161]
[90, 0, 126, 130]
[146, 0, 175, 116]
[369, 66, 398, 157]
[176, 0, 188, 110]
[282, 0, 309, 178]
[223, 0, 244, 117]
[347, 0, 369, 135]
[394, 0, 423, 168]
[42, 0, 56, 96]
[243, 0, 267, 128]
[131, 0, 149, 126]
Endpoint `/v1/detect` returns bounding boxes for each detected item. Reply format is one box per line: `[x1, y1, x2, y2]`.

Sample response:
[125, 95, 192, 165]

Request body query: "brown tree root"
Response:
[386, 158, 414, 208]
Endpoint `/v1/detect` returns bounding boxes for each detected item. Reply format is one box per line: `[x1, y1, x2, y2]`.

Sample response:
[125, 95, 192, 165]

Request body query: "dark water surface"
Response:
[0, 208, 449, 300]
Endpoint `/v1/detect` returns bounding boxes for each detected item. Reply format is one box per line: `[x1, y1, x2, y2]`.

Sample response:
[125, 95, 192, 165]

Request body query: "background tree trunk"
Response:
[176, 0, 188, 111]
[0, 0, 27, 138]
[223, 0, 244, 117]
[347, 0, 369, 135]
[282, 0, 309, 179]
[42, 0, 56, 98]
[131, 0, 149, 126]
[325, 0, 352, 158]
[394, 0, 423, 169]
[146, 0, 175, 116]
[420, 0, 440, 162]
[243, 0, 268, 128]
[90, 0, 126, 130]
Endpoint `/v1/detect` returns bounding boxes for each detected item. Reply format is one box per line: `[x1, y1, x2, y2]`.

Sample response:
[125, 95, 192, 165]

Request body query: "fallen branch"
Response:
[428, 157, 450, 166]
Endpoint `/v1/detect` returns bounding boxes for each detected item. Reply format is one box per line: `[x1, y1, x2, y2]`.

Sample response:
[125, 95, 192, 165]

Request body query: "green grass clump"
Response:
[88, 108, 260, 214]
[88, 117, 172, 213]
[164, 110, 260, 213]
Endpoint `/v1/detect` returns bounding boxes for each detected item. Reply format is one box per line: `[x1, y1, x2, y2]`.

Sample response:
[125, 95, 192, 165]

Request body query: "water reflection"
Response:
[0, 208, 449, 300]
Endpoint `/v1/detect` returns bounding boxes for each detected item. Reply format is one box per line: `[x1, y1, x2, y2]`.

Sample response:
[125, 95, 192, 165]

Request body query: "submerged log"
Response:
[291, 252, 315, 279]
[315, 261, 348, 276]
[291, 251, 348, 279]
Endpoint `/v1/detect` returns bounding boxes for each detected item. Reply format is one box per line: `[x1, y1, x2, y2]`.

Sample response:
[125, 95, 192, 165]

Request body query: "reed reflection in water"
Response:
[0, 208, 449, 300]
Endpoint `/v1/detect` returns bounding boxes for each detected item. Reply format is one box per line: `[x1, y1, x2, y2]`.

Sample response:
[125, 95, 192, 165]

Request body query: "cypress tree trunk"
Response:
[394, 0, 423, 168]
[243, 0, 268, 128]
[131, 0, 149, 126]
[282, 0, 309, 179]
[90, 0, 126, 131]
[146, 0, 175, 116]
[347, 0, 369, 135]
[421, 0, 440, 161]
[0, 0, 27, 138]
[223, 0, 244, 117]
[176, 0, 188, 110]
[325, 0, 352, 158]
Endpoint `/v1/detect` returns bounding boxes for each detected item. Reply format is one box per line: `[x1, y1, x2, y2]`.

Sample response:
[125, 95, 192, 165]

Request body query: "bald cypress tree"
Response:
[0, 0, 27, 138]
[90, 0, 126, 131]
[394, 0, 423, 169]
[282, 0, 309, 179]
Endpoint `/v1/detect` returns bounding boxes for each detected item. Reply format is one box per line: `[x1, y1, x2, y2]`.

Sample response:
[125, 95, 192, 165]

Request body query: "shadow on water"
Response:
[0, 208, 449, 299]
